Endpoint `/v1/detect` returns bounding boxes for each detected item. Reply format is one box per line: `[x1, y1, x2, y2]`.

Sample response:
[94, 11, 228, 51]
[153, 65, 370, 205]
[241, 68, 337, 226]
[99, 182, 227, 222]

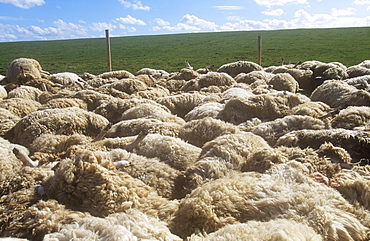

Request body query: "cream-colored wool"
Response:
[331, 169, 370, 210]
[134, 85, 170, 101]
[44, 157, 179, 221]
[94, 97, 168, 123]
[331, 106, 370, 130]
[7, 86, 43, 102]
[48, 72, 83, 85]
[168, 68, 199, 81]
[217, 61, 263, 77]
[0, 108, 21, 136]
[251, 115, 326, 146]
[170, 163, 369, 240]
[157, 92, 206, 118]
[347, 65, 370, 78]
[44, 209, 181, 241]
[97, 70, 135, 79]
[234, 70, 274, 85]
[38, 97, 88, 110]
[0, 189, 88, 241]
[136, 67, 170, 79]
[99, 78, 148, 95]
[133, 133, 201, 171]
[189, 219, 323, 241]
[0, 85, 7, 99]
[197, 72, 236, 89]
[345, 75, 370, 91]
[310, 80, 370, 108]
[289, 101, 331, 118]
[0, 98, 41, 117]
[120, 103, 185, 125]
[106, 118, 182, 138]
[179, 117, 239, 148]
[285, 68, 315, 93]
[185, 102, 224, 121]
[268, 73, 299, 93]
[276, 128, 370, 162]
[72, 89, 116, 111]
[199, 132, 271, 170]
[218, 92, 309, 124]
[5, 58, 44, 85]
[221, 87, 254, 102]
[12, 107, 109, 148]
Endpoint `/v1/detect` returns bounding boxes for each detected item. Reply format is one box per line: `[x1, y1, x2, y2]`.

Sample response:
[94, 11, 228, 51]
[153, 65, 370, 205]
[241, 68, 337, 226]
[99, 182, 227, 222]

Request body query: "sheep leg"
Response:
[92, 123, 112, 142]
[124, 130, 149, 152]
[13, 147, 39, 167]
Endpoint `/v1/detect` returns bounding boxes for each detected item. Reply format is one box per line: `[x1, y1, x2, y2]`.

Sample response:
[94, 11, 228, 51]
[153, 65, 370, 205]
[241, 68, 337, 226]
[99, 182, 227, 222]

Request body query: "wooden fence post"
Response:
[106, 29, 112, 72]
[258, 36, 262, 66]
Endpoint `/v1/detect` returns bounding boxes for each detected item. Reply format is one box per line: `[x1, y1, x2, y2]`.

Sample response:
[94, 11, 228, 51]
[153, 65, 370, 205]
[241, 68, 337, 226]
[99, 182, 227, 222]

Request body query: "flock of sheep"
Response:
[0, 57, 370, 241]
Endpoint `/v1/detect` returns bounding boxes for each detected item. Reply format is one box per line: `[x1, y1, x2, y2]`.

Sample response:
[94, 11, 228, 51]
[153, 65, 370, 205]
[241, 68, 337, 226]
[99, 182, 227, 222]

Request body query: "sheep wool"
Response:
[268, 72, 299, 93]
[0, 85, 7, 99]
[310, 80, 370, 108]
[100, 78, 148, 95]
[133, 133, 201, 171]
[170, 163, 369, 240]
[217, 61, 263, 77]
[97, 70, 135, 79]
[179, 117, 239, 148]
[0, 98, 41, 117]
[5, 58, 44, 85]
[331, 106, 370, 130]
[0, 108, 21, 136]
[184, 102, 224, 121]
[197, 72, 236, 88]
[7, 85, 43, 102]
[39, 97, 88, 110]
[234, 70, 274, 85]
[189, 219, 323, 241]
[12, 107, 109, 148]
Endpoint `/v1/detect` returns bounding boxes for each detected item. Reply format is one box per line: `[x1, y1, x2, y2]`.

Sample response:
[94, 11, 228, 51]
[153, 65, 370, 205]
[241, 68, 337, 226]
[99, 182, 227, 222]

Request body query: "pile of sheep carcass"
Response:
[0, 57, 370, 241]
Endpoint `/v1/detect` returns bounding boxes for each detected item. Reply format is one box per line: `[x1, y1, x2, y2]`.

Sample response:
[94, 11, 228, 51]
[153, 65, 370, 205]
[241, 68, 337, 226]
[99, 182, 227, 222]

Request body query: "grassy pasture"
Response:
[0, 27, 369, 76]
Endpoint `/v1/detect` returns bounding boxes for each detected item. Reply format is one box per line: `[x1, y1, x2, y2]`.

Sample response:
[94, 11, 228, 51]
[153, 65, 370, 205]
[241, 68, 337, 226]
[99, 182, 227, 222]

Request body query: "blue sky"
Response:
[0, 0, 369, 42]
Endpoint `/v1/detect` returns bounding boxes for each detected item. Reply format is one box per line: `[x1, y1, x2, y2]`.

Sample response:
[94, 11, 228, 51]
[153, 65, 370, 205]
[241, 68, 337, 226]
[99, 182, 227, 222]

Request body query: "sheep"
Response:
[44, 209, 181, 241]
[70, 89, 116, 111]
[0, 98, 41, 117]
[133, 133, 201, 171]
[43, 156, 179, 221]
[331, 106, 370, 130]
[120, 103, 185, 125]
[251, 115, 326, 146]
[217, 61, 263, 78]
[168, 68, 199, 81]
[38, 97, 88, 110]
[0, 85, 7, 99]
[11, 107, 110, 148]
[185, 102, 224, 121]
[134, 85, 170, 101]
[170, 163, 370, 240]
[4, 58, 48, 85]
[48, 72, 87, 87]
[136, 67, 170, 79]
[197, 72, 236, 89]
[268, 72, 299, 93]
[331, 168, 370, 210]
[7, 85, 43, 102]
[289, 101, 331, 118]
[220, 87, 254, 102]
[97, 70, 135, 79]
[199, 132, 271, 170]
[234, 70, 274, 85]
[0, 108, 21, 136]
[106, 118, 182, 139]
[179, 117, 239, 148]
[157, 92, 206, 118]
[189, 219, 323, 241]
[276, 128, 370, 162]
[345, 75, 370, 91]
[99, 78, 148, 95]
[94, 97, 168, 124]
[218, 91, 309, 124]
[310, 80, 370, 108]
[0, 189, 89, 241]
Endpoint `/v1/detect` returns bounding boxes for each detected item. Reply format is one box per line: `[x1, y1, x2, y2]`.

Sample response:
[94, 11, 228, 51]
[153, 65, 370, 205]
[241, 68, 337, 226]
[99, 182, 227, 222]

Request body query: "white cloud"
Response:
[254, 0, 308, 8]
[214, 6, 244, 10]
[90, 22, 117, 32]
[262, 8, 284, 16]
[154, 18, 170, 26]
[226, 16, 245, 21]
[118, 0, 150, 10]
[0, 0, 44, 8]
[353, 0, 370, 4]
[163, 23, 200, 32]
[331, 8, 356, 17]
[180, 14, 218, 30]
[116, 15, 146, 25]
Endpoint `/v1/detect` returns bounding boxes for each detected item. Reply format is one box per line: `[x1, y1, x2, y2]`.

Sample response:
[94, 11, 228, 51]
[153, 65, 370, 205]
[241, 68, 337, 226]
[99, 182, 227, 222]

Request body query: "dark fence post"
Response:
[106, 29, 112, 72]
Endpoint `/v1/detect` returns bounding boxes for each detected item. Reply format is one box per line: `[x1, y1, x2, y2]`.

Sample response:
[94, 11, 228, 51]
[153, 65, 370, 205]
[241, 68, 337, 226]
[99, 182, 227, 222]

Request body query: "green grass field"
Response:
[1, 27, 369, 76]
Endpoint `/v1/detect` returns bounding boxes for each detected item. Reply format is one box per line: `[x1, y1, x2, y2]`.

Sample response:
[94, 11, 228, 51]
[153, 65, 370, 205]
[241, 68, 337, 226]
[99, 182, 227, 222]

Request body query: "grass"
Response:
[0, 27, 369, 76]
